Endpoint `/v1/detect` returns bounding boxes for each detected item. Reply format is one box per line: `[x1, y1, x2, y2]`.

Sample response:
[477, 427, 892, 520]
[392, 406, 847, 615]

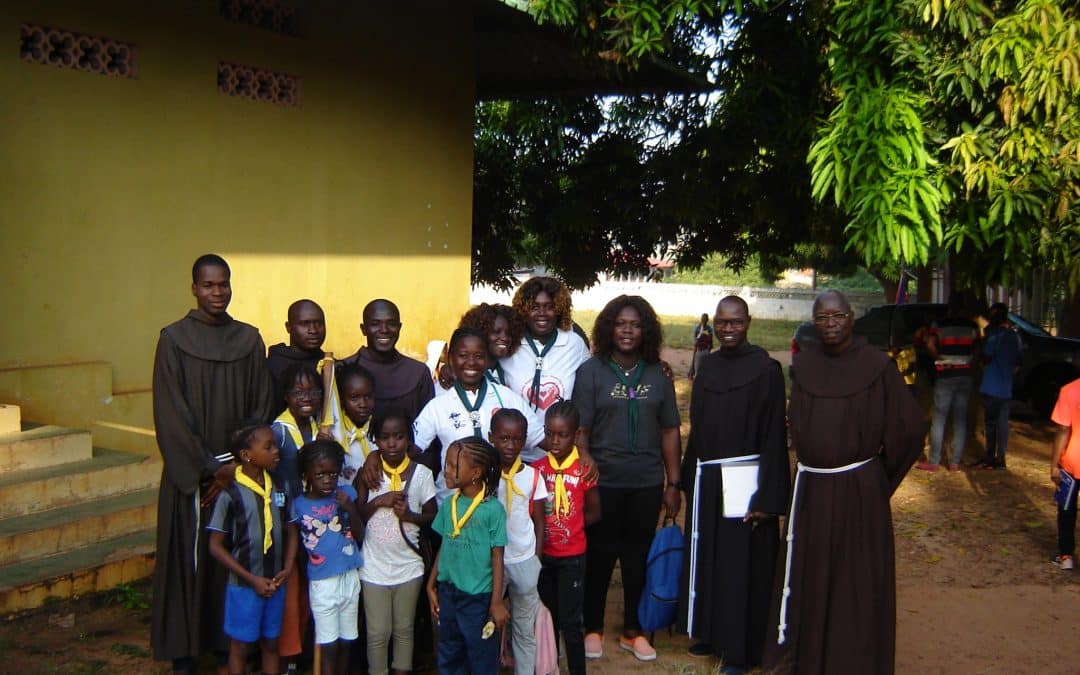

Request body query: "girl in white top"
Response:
[491, 408, 548, 675]
[414, 328, 546, 503]
[356, 408, 437, 675]
[500, 277, 590, 411]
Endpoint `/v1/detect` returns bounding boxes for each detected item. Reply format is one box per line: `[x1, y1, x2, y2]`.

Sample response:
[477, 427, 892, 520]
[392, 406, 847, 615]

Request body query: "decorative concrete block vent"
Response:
[19, 23, 136, 78]
[217, 61, 301, 106]
[220, 0, 302, 37]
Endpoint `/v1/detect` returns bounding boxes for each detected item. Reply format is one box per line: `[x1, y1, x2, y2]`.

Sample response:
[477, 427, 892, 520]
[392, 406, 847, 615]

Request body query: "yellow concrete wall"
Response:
[0, 1, 475, 426]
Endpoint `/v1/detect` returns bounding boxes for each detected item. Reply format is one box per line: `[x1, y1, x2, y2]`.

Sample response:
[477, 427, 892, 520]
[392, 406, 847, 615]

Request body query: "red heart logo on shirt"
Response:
[533, 382, 562, 410]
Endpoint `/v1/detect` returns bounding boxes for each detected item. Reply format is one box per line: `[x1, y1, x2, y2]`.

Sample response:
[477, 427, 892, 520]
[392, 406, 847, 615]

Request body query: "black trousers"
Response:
[584, 484, 663, 635]
[538, 554, 586, 675]
[1060, 487, 1078, 556]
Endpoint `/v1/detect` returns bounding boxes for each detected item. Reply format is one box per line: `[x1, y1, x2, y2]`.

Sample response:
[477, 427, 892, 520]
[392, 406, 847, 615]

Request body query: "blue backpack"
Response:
[637, 522, 685, 634]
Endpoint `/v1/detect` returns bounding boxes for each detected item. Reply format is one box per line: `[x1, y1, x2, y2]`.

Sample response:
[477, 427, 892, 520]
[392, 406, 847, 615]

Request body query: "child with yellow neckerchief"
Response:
[356, 407, 437, 675]
[427, 437, 508, 675]
[270, 362, 322, 665]
[491, 408, 548, 675]
[532, 401, 600, 675]
[332, 362, 376, 485]
[207, 420, 298, 675]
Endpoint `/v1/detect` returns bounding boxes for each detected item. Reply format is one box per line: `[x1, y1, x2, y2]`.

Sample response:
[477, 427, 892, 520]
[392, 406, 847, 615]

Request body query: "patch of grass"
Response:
[55, 659, 110, 674]
[109, 643, 150, 658]
[574, 311, 799, 353]
[111, 584, 149, 611]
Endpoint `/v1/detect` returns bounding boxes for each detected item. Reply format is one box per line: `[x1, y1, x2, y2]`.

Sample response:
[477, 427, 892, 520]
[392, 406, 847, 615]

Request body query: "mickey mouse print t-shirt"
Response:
[290, 484, 363, 581]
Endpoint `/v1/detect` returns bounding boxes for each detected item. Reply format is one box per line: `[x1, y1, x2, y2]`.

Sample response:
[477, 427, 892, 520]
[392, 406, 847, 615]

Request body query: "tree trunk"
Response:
[916, 266, 933, 302]
[1060, 287, 1080, 338]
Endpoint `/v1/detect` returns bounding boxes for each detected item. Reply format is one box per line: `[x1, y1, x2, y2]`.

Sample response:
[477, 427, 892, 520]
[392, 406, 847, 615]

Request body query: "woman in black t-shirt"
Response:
[572, 295, 682, 662]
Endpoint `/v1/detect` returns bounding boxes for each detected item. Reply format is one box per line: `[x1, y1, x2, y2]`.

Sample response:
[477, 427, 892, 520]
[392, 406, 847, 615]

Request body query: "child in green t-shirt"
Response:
[427, 436, 508, 675]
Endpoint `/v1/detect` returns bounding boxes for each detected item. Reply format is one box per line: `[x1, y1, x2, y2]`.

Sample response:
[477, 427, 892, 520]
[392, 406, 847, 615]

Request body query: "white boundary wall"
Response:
[471, 281, 885, 322]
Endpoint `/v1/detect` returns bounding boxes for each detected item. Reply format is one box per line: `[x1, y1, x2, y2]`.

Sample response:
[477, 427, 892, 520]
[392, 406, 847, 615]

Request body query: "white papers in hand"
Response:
[721, 461, 759, 519]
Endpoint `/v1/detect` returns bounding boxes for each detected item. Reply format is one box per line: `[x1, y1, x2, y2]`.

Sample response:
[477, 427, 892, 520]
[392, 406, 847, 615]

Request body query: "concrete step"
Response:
[0, 488, 157, 565]
[0, 447, 160, 519]
[0, 404, 18, 434]
[0, 425, 93, 474]
[0, 529, 155, 614]
[90, 419, 157, 457]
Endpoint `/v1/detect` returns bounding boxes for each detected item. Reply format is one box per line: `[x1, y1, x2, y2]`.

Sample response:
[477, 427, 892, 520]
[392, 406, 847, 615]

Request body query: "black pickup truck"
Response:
[852, 303, 1080, 417]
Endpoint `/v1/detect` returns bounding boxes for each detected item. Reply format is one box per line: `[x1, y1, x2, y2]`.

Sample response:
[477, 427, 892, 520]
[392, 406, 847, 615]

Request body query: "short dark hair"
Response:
[298, 439, 345, 481]
[192, 253, 230, 283]
[335, 362, 375, 401]
[227, 419, 270, 461]
[449, 327, 488, 353]
[717, 295, 749, 316]
[369, 406, 414, 445]
[491, 408, 528, 434]
[545, 400, 580, 429]
[280, 362, 321, 402]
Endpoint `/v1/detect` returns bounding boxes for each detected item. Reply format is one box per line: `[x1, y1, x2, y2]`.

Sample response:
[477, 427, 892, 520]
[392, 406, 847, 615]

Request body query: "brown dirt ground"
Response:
[3, 348, 1078, 674]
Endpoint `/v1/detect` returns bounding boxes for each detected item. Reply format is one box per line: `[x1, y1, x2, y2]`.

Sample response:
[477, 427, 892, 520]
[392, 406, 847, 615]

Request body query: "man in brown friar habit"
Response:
[764, 290, 926, 674]
[679, 295, 789, 674]
[150, 254, 274, 674]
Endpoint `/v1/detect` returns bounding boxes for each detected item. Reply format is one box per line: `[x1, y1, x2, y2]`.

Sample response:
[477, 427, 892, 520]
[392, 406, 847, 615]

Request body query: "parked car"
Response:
[852, 303, 1080, 417]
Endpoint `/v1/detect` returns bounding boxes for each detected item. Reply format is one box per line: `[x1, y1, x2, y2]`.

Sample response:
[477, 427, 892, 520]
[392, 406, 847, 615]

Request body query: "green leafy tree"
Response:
[483, 1, 1078, 302]
[473, 1, 848, 289]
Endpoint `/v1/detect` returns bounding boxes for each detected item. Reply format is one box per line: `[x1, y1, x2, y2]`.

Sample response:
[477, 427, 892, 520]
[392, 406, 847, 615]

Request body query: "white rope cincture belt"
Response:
[776, 455, 878, 645]
[687, 453, 760, 635]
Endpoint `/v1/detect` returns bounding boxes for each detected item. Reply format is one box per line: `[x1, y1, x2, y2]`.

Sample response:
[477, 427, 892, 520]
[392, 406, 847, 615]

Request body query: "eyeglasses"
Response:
[287, 389, 323, 400]
[715, 319, 747, 329]
[813, 312, 852, 325]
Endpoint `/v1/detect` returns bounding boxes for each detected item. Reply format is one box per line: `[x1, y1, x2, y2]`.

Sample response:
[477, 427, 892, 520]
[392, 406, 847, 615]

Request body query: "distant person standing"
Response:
[151, 254, 275, 674]
[917, 293, 979, 472]
[687, 313, 714, 380]
[976, 303, 1022, 469]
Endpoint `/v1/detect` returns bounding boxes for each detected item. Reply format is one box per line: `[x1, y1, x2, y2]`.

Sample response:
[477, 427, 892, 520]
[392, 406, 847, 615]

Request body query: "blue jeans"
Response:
[437, 583, 498, 675]
[929, 376, 974, 465]
[982, 393, 1011, 463]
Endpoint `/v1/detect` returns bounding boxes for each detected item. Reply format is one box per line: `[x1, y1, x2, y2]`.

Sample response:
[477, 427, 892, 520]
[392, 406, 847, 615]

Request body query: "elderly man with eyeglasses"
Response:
[763, 290, 926, 675]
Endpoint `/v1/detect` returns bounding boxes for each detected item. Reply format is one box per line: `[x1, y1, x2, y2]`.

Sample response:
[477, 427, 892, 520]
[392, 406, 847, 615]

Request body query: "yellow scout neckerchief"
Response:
[450, 490, 484, 538]
[342, 415, 372, 457]
[382, 456, 410, 492]
[548, 448, 580, 517]
[501, 457, 526, 515]
[275, 410, 318, 451]
[234, 466, 274, 554]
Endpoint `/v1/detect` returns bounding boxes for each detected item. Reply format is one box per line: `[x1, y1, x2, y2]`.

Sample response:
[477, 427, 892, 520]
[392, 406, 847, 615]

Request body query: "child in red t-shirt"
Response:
[532, 401, 600, 675]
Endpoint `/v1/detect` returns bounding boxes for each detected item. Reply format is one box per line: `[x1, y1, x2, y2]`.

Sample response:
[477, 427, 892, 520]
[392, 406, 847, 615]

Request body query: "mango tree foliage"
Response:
[513, 0, 1079, 291]
[473, 1, 848, 289]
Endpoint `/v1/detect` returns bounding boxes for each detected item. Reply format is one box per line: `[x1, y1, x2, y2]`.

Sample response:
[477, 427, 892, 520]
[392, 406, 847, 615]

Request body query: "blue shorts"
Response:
[224, 583, 286, 643]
